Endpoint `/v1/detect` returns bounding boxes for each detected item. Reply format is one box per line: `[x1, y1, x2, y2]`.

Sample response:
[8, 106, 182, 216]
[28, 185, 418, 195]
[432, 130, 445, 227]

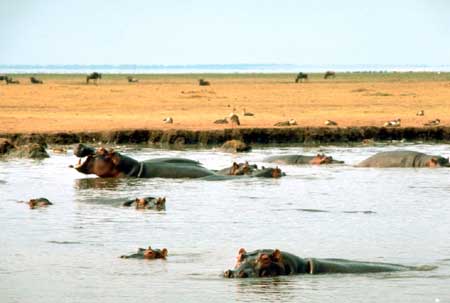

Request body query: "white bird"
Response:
[288, 119, 297, 126]
[325, 120, 338, 126]
[384, 118, 401, 127]
[163, 117, 173, 124]
[424, 119, 440, 126]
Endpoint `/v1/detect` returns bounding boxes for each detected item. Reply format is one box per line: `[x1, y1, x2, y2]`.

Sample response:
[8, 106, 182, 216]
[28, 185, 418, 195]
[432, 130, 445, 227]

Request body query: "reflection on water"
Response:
[1, 144, 450, 303]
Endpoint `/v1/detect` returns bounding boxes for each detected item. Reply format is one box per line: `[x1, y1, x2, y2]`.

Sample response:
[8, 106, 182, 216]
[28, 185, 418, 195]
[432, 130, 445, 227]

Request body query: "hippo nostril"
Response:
[224, 270, 233, 278]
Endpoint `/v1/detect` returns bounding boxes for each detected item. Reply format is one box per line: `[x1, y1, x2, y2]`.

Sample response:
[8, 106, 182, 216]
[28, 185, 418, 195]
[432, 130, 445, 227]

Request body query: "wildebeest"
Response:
[127, 76, 139, 83]
[30, 77, 43, 84]
[295, 72, 308, 83]
[86, 72, 102, 84]
[324, 71, 336, 79]
[5, 77, 19, 84]
[199, 79, 210, 86]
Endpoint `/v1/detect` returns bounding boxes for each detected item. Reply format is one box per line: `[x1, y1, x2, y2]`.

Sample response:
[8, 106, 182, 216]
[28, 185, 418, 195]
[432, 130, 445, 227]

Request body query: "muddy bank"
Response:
[2, 127, 450, 147]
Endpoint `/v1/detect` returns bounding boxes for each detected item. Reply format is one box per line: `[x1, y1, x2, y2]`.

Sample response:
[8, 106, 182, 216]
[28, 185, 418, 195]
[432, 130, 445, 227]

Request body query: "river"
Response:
[1, 143, 449, 302]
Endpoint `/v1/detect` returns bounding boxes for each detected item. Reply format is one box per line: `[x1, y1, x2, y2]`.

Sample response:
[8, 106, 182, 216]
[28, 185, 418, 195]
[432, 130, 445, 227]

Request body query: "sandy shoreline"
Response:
[1, 73, 450, 143]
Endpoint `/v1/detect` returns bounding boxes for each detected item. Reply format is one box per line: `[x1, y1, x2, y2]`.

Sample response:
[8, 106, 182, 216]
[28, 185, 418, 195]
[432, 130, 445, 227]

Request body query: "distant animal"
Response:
[416, 110, 425, 116]
[127, 76, 139, 83]
[163, 117, 173, 124]
[5, 77, 19, 84]
[229, 112, 240, 126]
[243, 108, 254, 116]
[28, 198, 53, 209]
[324, 120, 338, 126]
[0, 75, 7, 82]
[324, 71, 336, 79]
[30, 77, 43, 84]
[199, 79, 210, 86]
[424, 119, 440, 127]
[274, 119, 297, 126]
[295, 72, 308, 83]
[86, 72, 102, 84]
[214, 118, 228, 124]
[384, 118, 401, 127]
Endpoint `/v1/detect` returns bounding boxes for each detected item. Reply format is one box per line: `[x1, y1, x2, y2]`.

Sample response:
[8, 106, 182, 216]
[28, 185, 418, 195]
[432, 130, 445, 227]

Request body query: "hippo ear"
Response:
[109, 152, 121, 166]
[161, 248, 168, 257]
[96, 147, 108, 156]
[271, 249, 282, 262]
[238, 248, 247, 255]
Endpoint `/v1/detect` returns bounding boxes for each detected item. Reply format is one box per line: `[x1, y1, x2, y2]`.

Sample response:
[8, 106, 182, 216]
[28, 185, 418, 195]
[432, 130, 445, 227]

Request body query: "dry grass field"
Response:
[1, 73, 449, 133]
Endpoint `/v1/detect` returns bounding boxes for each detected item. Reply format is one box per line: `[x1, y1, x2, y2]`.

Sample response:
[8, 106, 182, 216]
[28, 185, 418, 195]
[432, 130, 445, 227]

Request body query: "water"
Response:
[1, 64, 450, 74]
[1, 144, 450, 303]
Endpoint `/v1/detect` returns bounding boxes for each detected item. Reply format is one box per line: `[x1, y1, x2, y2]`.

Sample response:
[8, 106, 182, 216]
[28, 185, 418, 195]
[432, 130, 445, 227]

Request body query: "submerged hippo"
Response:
[120, 246, 168, 259]
[224, 248, 417, 278]
[357, 151, 450, 168]
[123, 196, 166, 210]
[265, 153, 344, 165]
[28, 198, 53, 209]
[73, 144, 214, 178]
[215, 161, 285, 178]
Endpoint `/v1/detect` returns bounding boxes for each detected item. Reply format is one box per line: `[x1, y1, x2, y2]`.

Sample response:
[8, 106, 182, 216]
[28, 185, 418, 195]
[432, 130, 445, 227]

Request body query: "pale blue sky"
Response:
[1, 0, 449, 65]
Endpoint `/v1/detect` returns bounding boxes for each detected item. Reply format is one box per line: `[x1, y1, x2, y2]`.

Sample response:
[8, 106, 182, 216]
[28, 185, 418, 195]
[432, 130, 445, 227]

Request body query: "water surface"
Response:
[1, 144, 449, 303]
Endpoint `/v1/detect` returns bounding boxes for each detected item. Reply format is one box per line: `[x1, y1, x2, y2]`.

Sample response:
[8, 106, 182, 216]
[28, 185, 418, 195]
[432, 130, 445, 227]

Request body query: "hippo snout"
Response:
[223, 270, 233, 278]
[74, 144, 96, 157]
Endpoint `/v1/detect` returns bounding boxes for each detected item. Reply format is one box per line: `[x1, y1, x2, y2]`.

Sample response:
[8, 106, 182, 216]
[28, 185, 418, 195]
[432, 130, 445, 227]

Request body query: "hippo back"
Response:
[357, 150, 449, 168]
[265, 155, 314, 164]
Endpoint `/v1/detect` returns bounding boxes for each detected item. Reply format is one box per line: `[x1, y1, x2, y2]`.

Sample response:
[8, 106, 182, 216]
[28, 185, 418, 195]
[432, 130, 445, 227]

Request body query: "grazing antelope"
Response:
[199, 79, 210, 86]
[5, 77, 19, 84]
[163, 117, 173, 124]
[30, 77, 43, 84]
[127, 76, 139, 83]
[86, 72, 102, 84]
[424, 119, 440, 126]
[324, 71, 336, 79]
[324, 120, 338, 126]
[416, 110, 425, 116]
[384, 118, 401, 127]
[295, 72, 308, 83]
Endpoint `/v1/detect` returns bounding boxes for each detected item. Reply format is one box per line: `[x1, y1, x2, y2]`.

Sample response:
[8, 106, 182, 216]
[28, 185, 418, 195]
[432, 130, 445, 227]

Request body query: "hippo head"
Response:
[142, 246, 168, 259]
[28, 198, 51, 209]
[271, 167, 283, 178]
[135, 197, 166, 210]
[310, 154, 334, 165]
[426, 156, 450, 168]
[74, 146, 124, 177]
[223, 248, 285, 278]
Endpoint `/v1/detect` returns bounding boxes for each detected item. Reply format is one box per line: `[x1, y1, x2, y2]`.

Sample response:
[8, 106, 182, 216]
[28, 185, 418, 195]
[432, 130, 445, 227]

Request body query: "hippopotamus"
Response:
[215, 161, 285, 178]
[73, 144, 214, 178]
[264, 153, 344, 165]
[123, 196, 166, 210]
[224, 248, 416, 278]
[73, 144, 284, 179]
[0, 139, 49, 159]
[356, 151, 450, 168]
[28, 198, 53, 209]
[120, 246, 168, 259]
